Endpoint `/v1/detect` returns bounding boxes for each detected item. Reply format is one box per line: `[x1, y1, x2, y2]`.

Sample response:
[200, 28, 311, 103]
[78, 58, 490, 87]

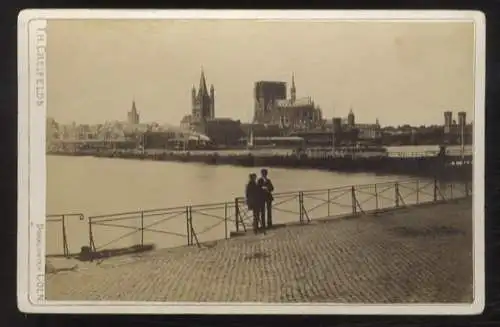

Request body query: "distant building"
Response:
[241, 123, 284, 138]
[127, 100, 140, 125]
[443, 111, 453, 134]
[179, 69, 244, 145]
[180, 115, 192, 130]
[335, 108, 381, 141]
[204, 118, 245, 146]
[189, 68, 215, 134]
[443, 110, 472, 145]
[253, 74, 323, 130]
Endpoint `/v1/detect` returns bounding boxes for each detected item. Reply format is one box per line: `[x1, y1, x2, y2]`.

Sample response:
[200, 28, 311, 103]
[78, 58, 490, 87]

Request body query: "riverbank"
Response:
[48, 149, 473, 181]
[46, 198, 473, 303]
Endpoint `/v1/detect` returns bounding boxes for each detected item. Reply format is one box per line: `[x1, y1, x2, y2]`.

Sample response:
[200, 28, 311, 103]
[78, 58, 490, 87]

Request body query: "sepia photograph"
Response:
[18, 10, 485, 314]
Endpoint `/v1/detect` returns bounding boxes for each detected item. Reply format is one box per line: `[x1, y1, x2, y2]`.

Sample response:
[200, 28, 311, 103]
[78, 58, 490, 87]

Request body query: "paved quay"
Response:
[46, 198, 473, 303]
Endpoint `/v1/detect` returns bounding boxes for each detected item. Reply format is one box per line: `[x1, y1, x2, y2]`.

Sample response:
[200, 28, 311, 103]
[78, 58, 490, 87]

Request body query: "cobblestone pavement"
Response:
[46, 199, 473, 303]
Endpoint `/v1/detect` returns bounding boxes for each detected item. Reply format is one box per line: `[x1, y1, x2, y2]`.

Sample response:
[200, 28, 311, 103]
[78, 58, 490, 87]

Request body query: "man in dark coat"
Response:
[258, 168, 274, 228]
[245, 173, 264, 233]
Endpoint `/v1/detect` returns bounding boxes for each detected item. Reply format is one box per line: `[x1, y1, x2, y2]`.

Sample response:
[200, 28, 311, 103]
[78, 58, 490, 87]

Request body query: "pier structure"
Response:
[46, 178, 472, 261]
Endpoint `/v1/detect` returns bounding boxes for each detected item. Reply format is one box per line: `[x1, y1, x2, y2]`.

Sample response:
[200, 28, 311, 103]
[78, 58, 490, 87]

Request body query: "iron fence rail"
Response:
[46, 213, 85, 257]
[46, 178, 472, 259]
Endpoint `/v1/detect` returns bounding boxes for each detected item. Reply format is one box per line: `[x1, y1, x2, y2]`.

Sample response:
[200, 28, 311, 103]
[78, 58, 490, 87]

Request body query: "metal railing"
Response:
[47, 178, 472, 260]
[232, 179, 471, 232]
[388, 149, 473, 158]
[46, 213, 85, 257]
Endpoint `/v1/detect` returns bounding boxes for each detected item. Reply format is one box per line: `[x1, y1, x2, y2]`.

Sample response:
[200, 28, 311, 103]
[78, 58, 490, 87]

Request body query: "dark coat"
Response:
[245, 181, 264, 211]
[258, 177, 274, 202]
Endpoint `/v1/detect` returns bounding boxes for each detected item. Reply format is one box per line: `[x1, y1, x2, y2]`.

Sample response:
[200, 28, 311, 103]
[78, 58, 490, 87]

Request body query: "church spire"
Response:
[198, 67, 209, 97]
[131, 98, 137, 113]
[291, 72, 296, 103]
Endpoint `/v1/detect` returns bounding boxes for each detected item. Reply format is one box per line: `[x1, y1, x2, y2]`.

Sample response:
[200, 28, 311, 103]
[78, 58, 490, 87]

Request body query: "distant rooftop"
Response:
[276, 97, 314, 107]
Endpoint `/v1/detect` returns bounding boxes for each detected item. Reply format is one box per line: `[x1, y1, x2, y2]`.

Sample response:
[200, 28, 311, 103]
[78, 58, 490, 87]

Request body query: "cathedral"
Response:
[253, 74, 323, 130]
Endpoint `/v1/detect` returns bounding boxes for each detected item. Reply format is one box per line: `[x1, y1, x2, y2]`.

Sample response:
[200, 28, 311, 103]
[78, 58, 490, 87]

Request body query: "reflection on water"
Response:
[46, 155, 439, 255]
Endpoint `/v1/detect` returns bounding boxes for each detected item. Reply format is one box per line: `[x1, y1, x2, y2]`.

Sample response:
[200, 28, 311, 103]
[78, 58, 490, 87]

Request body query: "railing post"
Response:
[140, 211, 144, 247]
[185, 206, 191, 246]
[224, 203, 228, 240]
[234, 198, 240, 233]
[327, 188, 331, 217]
[61, 215, 68, 257]
[88, 216, 94, 261]
[188, 206, 194, 246]
[450, 183, 454, 200]
[351, 186, 357, 215]
[299, 192, 304, 223]
[433, 177, 438, 202]
[416, 180, 420, 204]
[395, 182, 400, 208]
[374, 183, 379, 211]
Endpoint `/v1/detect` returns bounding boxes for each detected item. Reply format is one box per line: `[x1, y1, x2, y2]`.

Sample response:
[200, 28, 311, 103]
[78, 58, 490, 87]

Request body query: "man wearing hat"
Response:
[258, 168, 274, 228]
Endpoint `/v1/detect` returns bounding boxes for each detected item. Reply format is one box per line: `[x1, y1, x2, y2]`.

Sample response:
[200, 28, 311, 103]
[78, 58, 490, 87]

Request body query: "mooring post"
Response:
[465, 180, 469, 197]
[374, 183, 379, 211]
[351, 186, 357, 215]
[395, 182, 400, 208]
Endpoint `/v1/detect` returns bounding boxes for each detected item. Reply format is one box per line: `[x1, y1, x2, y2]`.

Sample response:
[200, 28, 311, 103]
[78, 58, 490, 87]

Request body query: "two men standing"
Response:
[245, 168, 274, 233]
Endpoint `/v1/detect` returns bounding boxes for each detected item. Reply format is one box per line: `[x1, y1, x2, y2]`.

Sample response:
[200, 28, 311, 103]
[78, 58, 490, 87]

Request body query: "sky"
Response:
[47, 19, 475, 127]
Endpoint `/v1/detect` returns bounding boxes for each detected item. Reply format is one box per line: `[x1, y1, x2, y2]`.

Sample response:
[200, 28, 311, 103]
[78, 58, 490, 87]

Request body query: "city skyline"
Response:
[47, 20, 475, 126]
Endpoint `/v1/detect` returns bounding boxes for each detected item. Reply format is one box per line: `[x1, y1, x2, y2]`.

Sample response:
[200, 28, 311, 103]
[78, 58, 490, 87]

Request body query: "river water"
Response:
[45, 144, 471, 256]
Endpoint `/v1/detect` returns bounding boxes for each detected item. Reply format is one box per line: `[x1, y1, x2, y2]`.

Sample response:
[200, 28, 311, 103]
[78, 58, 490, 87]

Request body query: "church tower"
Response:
[347, 108, 355, 127]
[127, 99, 140, 125]
[290, 73, 296, 103]
[191, 68, 215, 133]
[191, 68, 215, 122]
